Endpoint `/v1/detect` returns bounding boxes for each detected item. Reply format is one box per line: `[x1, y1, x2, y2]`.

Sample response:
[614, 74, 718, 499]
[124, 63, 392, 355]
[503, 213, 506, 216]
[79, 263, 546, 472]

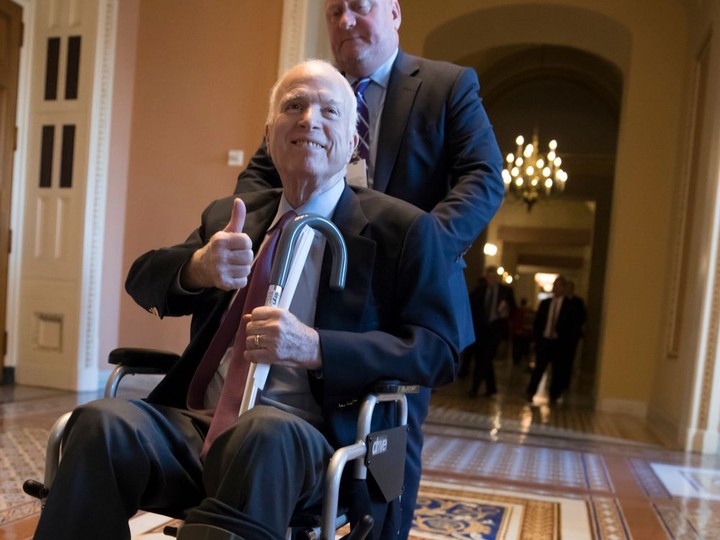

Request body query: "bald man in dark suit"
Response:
[33, 60, 459, 540]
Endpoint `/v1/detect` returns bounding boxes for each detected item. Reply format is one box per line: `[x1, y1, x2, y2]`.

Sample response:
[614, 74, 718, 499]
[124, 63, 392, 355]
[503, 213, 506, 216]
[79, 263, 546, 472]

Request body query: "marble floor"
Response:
[1, 358, 719, 539]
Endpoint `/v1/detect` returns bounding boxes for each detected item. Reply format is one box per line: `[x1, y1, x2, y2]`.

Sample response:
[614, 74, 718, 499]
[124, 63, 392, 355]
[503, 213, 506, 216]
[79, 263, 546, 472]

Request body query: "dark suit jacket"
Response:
[469, 281, 516, 333]
[533, 296, 575, 343]
[564, 295, 587, 341]
[125, 185, 460, 536]
[233, 50, 505, 349]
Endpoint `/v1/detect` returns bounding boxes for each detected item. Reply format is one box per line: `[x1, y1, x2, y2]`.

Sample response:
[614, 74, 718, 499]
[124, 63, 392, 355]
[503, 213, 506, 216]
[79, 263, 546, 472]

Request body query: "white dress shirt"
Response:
[543, 296, 563, 339]
[347, 48, 398, 186]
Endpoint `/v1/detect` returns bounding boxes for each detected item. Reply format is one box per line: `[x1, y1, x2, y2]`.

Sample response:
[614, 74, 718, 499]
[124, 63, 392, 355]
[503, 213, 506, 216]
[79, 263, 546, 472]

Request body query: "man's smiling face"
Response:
[265, 63, 357, 199]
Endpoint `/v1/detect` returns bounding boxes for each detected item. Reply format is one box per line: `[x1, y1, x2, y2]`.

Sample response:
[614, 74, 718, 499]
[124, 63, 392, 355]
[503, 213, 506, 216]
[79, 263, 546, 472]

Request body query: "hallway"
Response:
[1, 360, 719, 539]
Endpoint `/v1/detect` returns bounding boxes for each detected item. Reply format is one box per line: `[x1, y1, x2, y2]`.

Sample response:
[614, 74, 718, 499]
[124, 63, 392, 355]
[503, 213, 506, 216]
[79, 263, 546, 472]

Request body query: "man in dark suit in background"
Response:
[234, 2, 504, 532]
[467, 266, 516, 397]
[556, 280, 587, 398]
[526, 276, 575, 404]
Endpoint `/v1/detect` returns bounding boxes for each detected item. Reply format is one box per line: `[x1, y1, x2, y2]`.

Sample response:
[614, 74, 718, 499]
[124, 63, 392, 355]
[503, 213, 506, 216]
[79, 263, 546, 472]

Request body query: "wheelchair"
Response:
[23, 347, 417, 540]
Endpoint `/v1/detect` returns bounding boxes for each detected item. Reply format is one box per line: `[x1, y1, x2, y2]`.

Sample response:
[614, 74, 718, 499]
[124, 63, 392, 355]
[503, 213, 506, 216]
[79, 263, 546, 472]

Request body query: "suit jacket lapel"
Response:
[316, 186, 374, 331]
[374, 50, 421, 193]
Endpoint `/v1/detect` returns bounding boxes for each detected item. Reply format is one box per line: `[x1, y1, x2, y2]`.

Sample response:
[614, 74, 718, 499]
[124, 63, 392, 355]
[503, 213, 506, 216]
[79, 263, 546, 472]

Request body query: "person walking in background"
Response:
[468, 266, 516, 398]
[526, 276, 575, 404]
[556, 280, 587, 397]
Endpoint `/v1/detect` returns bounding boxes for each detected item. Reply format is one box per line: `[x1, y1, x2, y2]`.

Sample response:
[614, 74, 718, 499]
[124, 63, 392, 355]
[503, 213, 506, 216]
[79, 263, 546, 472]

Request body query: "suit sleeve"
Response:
[233, 140, 282, 194]
[431, 67, 505, 262]
[317, 212, 459, 407]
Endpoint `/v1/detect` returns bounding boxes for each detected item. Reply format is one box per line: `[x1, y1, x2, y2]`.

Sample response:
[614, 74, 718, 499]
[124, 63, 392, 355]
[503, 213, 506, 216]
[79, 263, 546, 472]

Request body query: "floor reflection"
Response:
[430, 352, 676, 449]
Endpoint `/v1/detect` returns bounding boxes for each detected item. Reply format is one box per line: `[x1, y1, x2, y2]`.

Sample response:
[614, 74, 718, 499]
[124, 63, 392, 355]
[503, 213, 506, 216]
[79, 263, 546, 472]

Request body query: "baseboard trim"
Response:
[597, 397, 648, 417]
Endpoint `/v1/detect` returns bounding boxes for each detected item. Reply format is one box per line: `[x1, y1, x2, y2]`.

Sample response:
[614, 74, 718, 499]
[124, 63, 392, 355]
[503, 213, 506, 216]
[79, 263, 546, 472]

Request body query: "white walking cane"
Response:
[238, 214, 348, 415]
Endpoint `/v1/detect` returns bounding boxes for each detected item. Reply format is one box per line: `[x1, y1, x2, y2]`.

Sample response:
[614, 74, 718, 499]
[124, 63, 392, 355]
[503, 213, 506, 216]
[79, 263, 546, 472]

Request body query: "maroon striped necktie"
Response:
[186, 211, 295, 459]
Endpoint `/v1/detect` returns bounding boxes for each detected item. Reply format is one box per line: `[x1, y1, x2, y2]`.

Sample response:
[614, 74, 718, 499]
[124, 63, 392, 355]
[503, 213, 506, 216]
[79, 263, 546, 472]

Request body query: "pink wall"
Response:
[117, 1, 282, 353]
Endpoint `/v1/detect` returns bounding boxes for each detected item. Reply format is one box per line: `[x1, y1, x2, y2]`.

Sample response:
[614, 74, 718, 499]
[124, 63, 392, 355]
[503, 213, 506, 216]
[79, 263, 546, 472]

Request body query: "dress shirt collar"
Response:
[347, 48, 398, 90]
[270, 176, 345, 227]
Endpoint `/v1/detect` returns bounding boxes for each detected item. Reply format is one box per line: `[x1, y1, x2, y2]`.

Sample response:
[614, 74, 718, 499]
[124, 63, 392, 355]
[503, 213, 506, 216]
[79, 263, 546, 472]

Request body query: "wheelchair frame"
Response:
[25, 348, 416, 540]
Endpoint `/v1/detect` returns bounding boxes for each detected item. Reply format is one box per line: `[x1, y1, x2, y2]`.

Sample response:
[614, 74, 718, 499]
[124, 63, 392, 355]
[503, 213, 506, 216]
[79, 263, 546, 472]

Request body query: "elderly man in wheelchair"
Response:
[28, 59, 459, 540]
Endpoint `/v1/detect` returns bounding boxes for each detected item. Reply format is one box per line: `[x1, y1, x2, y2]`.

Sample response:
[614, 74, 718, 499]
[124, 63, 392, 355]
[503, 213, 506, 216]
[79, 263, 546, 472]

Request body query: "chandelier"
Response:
[502, 133, 568, 211]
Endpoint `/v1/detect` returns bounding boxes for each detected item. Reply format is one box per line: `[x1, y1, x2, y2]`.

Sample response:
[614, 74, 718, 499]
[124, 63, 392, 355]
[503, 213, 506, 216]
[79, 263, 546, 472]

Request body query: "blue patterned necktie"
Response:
[352, 78, 372, 161]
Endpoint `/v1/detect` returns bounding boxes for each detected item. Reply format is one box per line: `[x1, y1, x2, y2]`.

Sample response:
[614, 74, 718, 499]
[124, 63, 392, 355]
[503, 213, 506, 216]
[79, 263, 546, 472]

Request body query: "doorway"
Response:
[0, 0, 22, 383]
[467, 45, 621, 406]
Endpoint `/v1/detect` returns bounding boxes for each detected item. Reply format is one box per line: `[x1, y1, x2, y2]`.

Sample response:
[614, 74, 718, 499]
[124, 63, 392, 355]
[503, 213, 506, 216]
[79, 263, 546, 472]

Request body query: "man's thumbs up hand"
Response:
[224, 197, 246, 234]
[181, 198, 254, 291]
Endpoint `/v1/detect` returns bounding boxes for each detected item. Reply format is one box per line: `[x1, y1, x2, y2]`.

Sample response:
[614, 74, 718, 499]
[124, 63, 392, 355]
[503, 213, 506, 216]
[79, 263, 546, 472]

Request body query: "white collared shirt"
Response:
[347, 48, 398, 184]
[543, 296, 564, 339]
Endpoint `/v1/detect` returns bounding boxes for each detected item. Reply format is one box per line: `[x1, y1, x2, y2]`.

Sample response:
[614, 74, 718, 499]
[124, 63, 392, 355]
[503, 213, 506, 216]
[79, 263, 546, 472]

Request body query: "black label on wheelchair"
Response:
[365, 425, 407, 503]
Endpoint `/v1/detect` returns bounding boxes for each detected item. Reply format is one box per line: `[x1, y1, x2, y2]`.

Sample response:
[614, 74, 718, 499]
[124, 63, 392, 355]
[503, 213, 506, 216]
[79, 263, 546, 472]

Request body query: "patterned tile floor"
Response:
[1, 359, 720, 539]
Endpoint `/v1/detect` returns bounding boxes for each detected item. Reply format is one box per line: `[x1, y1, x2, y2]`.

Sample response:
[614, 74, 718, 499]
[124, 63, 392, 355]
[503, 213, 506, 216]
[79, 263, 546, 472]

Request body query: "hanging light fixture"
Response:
[502, 132, 568, 211]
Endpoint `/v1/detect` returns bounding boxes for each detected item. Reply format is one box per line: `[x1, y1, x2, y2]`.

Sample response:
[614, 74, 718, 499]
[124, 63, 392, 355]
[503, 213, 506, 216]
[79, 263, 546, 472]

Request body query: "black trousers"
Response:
[527, 338, 574, 400]
[33, 400, 332, 540]
[470, 324, 504, 395]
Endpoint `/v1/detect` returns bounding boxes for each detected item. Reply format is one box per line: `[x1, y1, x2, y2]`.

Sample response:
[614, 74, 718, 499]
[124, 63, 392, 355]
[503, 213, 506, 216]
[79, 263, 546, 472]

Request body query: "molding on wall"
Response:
[278, 0, 331, 75]
[686, 426, 720, 454]
[278, 0, 309, 75]
[497, 226, 592, 246]
[77, 0, 118, 385]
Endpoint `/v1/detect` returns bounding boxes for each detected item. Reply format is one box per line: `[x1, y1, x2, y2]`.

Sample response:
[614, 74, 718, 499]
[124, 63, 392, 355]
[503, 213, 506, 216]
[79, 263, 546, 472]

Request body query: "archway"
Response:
[417, 4, 628, 406]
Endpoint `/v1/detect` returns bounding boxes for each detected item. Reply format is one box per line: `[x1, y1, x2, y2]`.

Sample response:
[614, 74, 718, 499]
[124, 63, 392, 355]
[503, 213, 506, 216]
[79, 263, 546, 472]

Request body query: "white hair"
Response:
[266, 59, 357, 135]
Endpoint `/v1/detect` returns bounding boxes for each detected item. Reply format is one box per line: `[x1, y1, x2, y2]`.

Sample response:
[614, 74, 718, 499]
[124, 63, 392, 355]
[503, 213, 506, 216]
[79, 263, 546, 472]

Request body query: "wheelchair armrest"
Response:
[104, 348, 181, 398]
[108, 347, 181, 370]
